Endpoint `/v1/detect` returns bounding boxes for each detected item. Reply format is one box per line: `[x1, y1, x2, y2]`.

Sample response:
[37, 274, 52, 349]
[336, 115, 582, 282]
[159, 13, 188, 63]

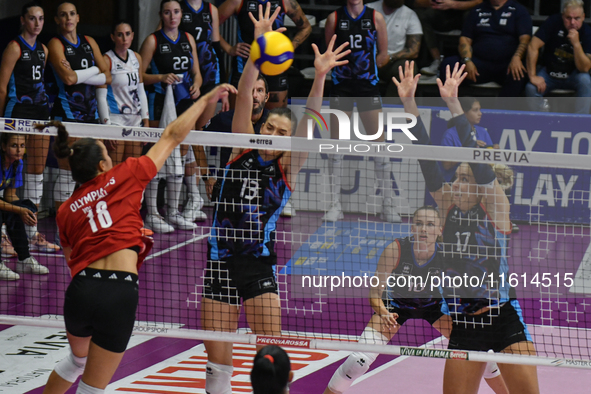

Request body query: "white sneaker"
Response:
[323, 201, 344, 222]
[166, 212, 198, 230]
[30, 232, 61, 253]
[381, 197, 402, 223]
[145, 214, 175, 234]
[280, 200, 296, 217]
[183, 194, 207, 222]
[16, 257, 49, 275]
[0, 262, 19, 280]
[420, 59, 441, 76]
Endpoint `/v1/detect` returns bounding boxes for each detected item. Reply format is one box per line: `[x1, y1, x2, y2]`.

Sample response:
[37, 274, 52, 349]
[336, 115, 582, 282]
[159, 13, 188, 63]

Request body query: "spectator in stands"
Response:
[440, 97, 498, 182]
[414, 0, 483, 76]
[439, 0, 532, 97]
[525, 0, 591, 114]
[367, 0, 423, 96]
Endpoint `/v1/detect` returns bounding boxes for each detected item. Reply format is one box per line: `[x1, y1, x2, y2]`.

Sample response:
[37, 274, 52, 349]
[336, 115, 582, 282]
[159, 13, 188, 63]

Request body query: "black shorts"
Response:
[6, 104, 49, 120]
[384, 300, 444, 326]
[64, 268, 139, 353]
[448, 300, 532, 353]
[151, 93, 195, 121]
[230, 70, 288, 92]
[203, 254, 278, 305]
[329, 80, 382, 112]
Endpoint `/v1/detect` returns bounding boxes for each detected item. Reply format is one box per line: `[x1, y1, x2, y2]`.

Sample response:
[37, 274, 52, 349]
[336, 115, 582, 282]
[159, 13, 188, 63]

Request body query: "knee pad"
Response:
[55, 351, 87, 383]
[76, 380, 104, 394]
[54, 169, 75, 203]
[205, 361, 233, 394]
[327, 352, 377, 394]
[25, 174, 44, 205]
[483, 361, 501, 379]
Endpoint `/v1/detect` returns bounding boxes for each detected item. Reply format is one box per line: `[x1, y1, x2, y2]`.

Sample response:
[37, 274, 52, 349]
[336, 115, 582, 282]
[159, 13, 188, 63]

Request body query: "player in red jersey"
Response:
[40, 83, 236, 394]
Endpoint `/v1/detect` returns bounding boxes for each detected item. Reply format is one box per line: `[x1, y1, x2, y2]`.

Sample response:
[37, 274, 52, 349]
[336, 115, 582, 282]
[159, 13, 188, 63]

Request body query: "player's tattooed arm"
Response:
[389, 34, 421, 63]
[286, 0, 311, 48]
[458, 36, 473, 59]
[512, 35, 530, 59]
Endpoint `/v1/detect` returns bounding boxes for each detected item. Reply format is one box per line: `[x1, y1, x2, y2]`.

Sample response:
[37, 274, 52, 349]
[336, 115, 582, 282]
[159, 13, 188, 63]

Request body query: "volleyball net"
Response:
[1, 97, 591, 369]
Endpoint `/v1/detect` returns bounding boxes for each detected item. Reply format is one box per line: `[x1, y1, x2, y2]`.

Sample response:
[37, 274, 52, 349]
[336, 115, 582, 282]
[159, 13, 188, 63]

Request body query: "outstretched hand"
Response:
[392, 60, 421, 98]
[205, 83, 237, 105]
[436, 62, 467, 101]
[249, 3, 287, 39]
[312, 35, 350, 77]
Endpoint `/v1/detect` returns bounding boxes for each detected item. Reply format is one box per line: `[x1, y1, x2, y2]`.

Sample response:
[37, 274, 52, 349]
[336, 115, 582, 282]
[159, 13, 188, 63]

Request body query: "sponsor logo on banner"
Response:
[472, 149, 530, 163]
[399, 347, 468, 360]
[256, 336, 311, 348]
[249, 138, 273, 146]
[121, 127, 162, 139]
[3, 118, 49, 134]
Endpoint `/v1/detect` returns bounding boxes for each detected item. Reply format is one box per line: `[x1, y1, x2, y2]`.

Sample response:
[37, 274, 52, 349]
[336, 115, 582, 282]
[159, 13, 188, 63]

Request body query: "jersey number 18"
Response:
[86, 201, 113, 233]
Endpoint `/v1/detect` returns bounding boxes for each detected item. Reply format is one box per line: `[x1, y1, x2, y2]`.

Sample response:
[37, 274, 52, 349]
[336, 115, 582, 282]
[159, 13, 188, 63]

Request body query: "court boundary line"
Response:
[144, 233, 209, 261]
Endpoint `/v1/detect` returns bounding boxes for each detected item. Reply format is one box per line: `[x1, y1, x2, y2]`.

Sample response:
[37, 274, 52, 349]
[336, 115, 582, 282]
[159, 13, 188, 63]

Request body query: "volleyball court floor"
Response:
[1, 209, 591, 393]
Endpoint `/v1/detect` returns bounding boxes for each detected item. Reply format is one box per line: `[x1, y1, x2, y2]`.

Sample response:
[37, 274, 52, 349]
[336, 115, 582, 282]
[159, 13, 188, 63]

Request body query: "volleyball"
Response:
[250, 31, 294, 76]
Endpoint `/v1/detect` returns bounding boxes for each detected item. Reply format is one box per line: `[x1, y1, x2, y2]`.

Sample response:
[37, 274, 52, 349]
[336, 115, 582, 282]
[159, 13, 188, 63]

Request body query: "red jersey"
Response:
[57, 156, 158, 277]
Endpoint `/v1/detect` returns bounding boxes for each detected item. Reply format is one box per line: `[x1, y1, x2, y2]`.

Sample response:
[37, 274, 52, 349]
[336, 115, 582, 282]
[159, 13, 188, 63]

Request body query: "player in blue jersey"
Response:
[324, 206, 508, 394]
[140, 0, 205, 233]
[200, 5, 350, 394]
[218, 0, 311, 109]
[47, 2, 112, 237]
[140, 0, 203, 126]
[394, 60, 539, 394]
[0, 2, 60, 254]
[323, 0, 400, 223]
[0, 133, 49, 281]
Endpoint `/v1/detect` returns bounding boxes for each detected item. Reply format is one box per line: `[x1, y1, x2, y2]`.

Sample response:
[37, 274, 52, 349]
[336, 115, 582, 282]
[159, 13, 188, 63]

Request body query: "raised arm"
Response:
[232, 3, 285, 135]
[146, 84, 236, 171]
[392, 61, 454, 213]
[287, 35, 350, 179]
